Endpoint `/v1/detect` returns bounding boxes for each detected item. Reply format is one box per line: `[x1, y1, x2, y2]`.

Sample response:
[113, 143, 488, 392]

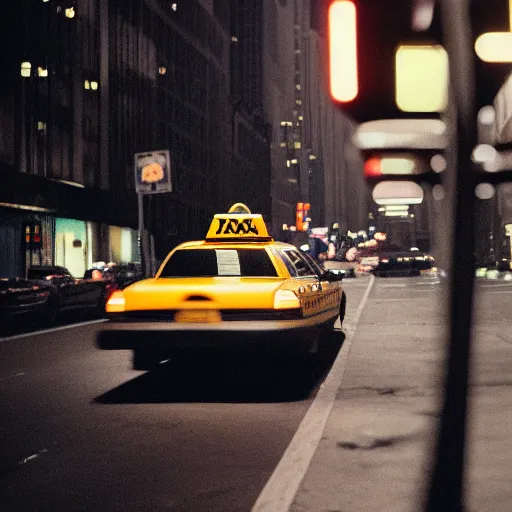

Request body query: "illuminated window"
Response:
[171, 2, 177, 11]
[158, 66, 167, 75]
[65, 7, 75, 18]
[294, 142, 301, 149]
[295, 99, 302, 105]
[395, 45, 448, 112]
[231, 36, 238, 42]
[84, 80, 90, 89]
[37, 67, 48, 77]
[37, 121, 47, 131]
[291, 158, 298, 164]
[90, 81, 98, 90]
[298, 115, 303, 121]
[295, 84, 301, 90]
[21, 61, 32, 78]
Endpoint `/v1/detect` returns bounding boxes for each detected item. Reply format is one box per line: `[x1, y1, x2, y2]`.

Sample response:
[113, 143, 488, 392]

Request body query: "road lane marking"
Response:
[251, 275, 375, 512]
[0, 372, 25, 383]
[19, 448, 48, 466]
[0, 319, 107, 342]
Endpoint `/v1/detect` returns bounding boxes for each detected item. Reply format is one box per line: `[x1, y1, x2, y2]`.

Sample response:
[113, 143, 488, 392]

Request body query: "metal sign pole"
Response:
[426, 0, 477, 510]
[134, 149, 172, 278]
[137, 192, 147, 277]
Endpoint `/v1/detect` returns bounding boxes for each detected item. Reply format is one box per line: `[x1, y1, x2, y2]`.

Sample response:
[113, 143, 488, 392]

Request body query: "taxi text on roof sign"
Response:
[205, 203, 273, 242]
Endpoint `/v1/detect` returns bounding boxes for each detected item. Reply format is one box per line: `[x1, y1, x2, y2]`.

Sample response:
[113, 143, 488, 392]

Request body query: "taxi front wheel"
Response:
[339, 291, 346, 325]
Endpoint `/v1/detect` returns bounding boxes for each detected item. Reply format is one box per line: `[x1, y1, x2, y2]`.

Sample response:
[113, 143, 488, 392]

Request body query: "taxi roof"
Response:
[176, 240, 296, 250]
[205, 203, 272, 243]
[171, 204, 301, 251]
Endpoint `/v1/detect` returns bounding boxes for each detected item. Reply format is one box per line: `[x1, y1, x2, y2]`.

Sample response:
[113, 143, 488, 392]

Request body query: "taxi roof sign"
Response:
[206, 203, 272, 242]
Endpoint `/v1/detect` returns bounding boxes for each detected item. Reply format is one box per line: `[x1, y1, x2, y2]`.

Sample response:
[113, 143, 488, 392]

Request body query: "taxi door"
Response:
[301, 252, 343, 317]
[279, 248, 326, 318]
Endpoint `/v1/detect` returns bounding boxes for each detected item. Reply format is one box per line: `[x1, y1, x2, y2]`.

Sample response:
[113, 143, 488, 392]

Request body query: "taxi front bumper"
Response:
[96, 309, 338, 352]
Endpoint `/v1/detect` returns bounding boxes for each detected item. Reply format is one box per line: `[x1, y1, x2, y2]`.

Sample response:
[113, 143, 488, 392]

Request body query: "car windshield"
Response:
[159, 248, 278, 277]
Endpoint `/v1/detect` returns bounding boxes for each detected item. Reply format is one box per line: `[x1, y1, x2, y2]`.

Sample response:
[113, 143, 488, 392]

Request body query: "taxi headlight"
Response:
[106, 290, 125, 313]
[274, 289, 300, 309]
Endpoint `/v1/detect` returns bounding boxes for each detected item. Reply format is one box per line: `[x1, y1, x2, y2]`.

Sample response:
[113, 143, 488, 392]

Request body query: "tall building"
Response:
[262, 0, 369, 239]
[227, 0, 272, 224]
[0, 0, 271, 278]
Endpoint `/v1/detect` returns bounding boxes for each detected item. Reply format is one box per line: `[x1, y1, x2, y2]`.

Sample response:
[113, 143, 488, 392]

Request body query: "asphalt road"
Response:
[0, 304, 347, 511]
[1, 275, 510, 512]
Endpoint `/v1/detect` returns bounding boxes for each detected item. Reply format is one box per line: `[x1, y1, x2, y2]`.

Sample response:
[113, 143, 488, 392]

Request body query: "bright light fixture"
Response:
[384, 211, 409, 217]
[395, 45, 449, 112]
[372, 181, 424, 205]
[475, 33, 512, 63]
[380, 158, 416, 175]
[385, 205, 409, 211]
[355, 119, 448, 150]
[475, 183, 495, 200]
[329, 1, 358, 102]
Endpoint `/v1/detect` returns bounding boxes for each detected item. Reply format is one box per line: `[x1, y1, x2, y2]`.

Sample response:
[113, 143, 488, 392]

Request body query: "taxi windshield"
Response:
[159, 248, 279, 278]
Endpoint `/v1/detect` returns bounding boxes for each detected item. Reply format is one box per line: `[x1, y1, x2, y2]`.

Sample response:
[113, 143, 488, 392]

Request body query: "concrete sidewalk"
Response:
[289, 276, 512, 512]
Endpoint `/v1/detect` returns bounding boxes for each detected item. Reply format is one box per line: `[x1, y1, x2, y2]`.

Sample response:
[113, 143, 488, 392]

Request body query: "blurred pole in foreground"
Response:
[425, 0, 477, 511]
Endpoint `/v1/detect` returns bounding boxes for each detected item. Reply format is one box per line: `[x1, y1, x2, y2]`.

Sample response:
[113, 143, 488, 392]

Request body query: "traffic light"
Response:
[328, 0, 358, 103]
[363, 151, 446, 183]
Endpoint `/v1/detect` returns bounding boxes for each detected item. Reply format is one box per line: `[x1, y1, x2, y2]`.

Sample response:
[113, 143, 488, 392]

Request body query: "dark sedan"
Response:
[372, 252, 435, 277]
[27, 265, 117, 316]
[0, 278, 59, 335]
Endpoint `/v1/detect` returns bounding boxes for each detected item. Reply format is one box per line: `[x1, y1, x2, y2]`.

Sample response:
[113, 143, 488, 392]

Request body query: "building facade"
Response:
[0, 0, 271, 278]
[262, 0, 369, 238]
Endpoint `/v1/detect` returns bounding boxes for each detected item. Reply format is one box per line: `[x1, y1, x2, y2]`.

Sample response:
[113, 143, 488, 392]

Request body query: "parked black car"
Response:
[27, 265, 117, 316]
[0, 278, 59, 335]
[83, 263, 143, 289]
[372, 252, 435, 277]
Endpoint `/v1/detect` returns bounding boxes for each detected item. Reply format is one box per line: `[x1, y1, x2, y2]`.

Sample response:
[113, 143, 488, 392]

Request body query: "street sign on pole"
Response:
[134, 150, 172, 194]
[134, 150, 172, 276]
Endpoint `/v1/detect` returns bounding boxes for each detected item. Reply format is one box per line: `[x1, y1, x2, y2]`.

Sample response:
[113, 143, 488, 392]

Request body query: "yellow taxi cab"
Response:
[96, 203, 346, 370]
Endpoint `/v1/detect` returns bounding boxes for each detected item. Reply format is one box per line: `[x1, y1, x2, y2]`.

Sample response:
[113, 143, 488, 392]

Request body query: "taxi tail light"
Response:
[273, 289, 300, 310]
[106, 290, 125, 313]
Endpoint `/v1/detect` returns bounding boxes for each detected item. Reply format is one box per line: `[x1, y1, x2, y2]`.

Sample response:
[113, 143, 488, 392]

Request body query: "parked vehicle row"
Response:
[1, 265, 117, 336]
